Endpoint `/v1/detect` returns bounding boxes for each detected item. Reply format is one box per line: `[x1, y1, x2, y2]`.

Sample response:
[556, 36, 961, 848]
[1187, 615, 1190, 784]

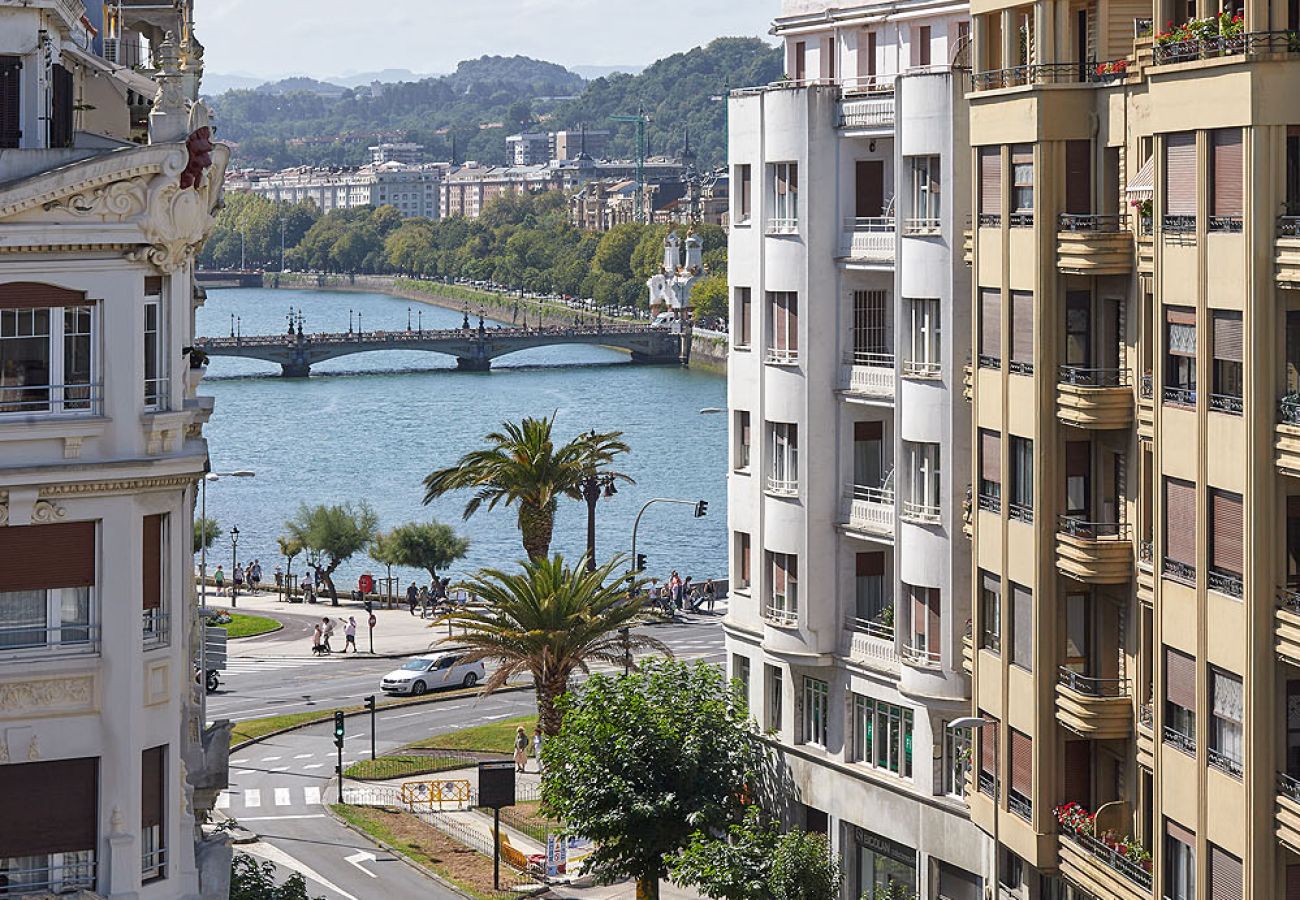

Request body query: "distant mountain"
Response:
[570, 64, 645, 80]
[255, 76, 349, 97]
[328, 69, 448, 88]
[201, 72, 264, 96]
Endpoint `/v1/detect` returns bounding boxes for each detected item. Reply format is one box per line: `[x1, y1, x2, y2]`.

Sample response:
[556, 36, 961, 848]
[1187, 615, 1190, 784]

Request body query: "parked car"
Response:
[380, 651, 484, 695]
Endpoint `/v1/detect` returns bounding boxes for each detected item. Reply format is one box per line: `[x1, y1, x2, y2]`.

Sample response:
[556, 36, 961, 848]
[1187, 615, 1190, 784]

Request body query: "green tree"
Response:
[277, 534, 302, 598]
[194, 517, 222, 554]
[592, 222, 645, 280]
[443, 555, 664, 734]
[541, 659, 758, 899]
[689, 274, 727, 321]
[284, 502, 379, 605]
[380, 521, 469, 582]
[422, 414, 630, 562]
[230, 853, 322, 900]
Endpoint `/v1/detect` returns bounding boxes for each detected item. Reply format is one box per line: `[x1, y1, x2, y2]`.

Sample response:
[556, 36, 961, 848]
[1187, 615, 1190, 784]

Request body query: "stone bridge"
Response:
[193, 323, 689, 376]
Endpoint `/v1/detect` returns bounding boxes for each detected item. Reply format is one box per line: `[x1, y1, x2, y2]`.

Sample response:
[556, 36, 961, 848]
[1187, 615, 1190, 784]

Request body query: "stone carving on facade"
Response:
[30, 499, 67, 523]
[27, 734, 39, 760]
[0, 492, 7, 527]
[43, 177, 149, 220]
[0, 676, 95, 716]
[40, 474, 195, 498]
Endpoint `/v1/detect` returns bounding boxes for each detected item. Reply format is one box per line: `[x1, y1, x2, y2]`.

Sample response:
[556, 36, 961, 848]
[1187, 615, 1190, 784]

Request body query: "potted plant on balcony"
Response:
[186, 346, 209, 387]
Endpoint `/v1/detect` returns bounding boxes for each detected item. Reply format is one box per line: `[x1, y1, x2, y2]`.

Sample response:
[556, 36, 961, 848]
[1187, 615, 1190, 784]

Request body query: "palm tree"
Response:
[422, 414, 632, 562]
[436, 554, 666, 735]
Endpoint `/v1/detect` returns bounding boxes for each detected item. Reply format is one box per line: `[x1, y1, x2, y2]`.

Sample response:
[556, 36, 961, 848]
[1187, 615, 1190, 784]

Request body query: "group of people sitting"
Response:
[645, 571, 717, 616]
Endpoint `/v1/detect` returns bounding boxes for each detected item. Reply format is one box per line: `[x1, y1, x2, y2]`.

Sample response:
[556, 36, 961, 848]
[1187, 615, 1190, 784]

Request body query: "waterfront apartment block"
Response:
[725, 2, 988, 896]
[964, 0, 1300, 896]
[226, 161, 448, 219]
[0, 1, 229, 897]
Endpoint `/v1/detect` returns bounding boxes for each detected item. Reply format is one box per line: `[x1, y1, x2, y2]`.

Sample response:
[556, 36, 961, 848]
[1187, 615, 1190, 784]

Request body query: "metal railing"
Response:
[0, 622, 98, 655]
[1138, 703, 1154, 729]
[1138, 539, 1154, 570]
[1009, 211, 1035, 228]
[767, 217, 799, 235]
[1279, 770, 1300, 803]
[1208, 568, 1244, 598]
[978, 213, 1001, 227]
[1008, 502, 1034, 524]
[901, 359, 942, 378]
[1008, 791, 1033, 821]
[849, 350, 893, 368]
[765, 347, 799, 365]
[1207, 747, 1243, 779]
[837, 95, 896, 129]
[1279, 586, 1300, 615]
[845, 487, 895, 535]
[1058, 666, 1130, 698]
[1281, 215, 1300, 237]
[1059, 365, 1129, 387]
[978, 770, 996, 797]
[1139, 373, 1154, 399]
[1163, 385, 1196, 407]
[840, 218, 896, 261]
[1209, 392, 1243, 415]
[978, 491, 1001, 514]
[844, 614, 894, 641]
[141, 846, 167, 882]
[1162, 214, 1196, 234]
[1058, 212, 1126, 232]
[1008, 359, 1034, 375]
[1060, 827, 1153, 890]
[0, 382, 101, 417]
[0, 857, 97, 896]
[1162, 558, 1196, 585]
[901, 499, 942, 523]
[971, 61, 1130, 90]
[766, 476, 799, 496]
[901, 643, 941, 667]
[902, 217, 941, 236]
[142, 609, 169, 647]
[843, 351, 895, 397]
[1281, 395, 1300, 425]
[144, 376, 170, 411]
[763, 604, 799, 627]
[1163, 724, 1196, 755]
[978, 354, 1000, 370]
[1057, 516, 1132, 542]
[1152, 29, 1300, 65]
[1209, 215, 1243, 233]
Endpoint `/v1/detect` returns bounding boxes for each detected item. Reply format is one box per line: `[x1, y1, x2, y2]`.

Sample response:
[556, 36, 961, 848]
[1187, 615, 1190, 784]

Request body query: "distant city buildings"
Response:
[369, 141, 425, 165]
[225, 162, 448, 218]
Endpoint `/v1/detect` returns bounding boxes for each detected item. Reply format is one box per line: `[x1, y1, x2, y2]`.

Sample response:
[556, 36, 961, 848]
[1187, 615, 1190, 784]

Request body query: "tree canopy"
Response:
[194, 517, 221, 554]
[374, 521, 470, 582]
[284, 502, 379, 604]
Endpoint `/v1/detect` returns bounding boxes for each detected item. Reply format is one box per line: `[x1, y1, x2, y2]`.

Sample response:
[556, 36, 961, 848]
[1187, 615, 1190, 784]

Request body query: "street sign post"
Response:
[478, 761, 516, 889]
[367, 613, 376, 654]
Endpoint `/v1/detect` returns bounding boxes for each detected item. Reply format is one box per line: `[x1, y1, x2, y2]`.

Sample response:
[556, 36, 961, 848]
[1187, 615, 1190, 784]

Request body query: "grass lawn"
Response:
[409, 715, 537, 754]
[331, 804, 532, 900]
[223, 612, 281, 639]
[343, 754, 477, 780]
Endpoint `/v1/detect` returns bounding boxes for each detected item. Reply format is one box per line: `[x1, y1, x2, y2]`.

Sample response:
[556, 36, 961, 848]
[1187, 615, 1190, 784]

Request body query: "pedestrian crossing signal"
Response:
[333, 710, 345, 748]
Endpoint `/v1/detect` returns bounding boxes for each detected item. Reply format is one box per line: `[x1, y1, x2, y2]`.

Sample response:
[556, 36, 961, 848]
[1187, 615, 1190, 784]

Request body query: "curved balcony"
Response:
[838, 218, 896, 267]
[1056, 214, 1133, 275]
[839, 615, 900, 676]
[1056, 668, 1132, 739]
[1278, 771, 1300, 854]
[1056, 367, 1133, 430]
[839, 352, 895, 404]
[1058, 827, 1152, 900]
[1276, 587, 1300, 667]
[1276, 396, 1300, 476]
[1056, 517, 1134, 584]
[1278, 216, 1300, 289]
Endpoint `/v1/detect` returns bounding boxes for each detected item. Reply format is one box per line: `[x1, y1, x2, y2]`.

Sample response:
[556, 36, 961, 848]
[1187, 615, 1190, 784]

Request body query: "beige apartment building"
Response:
[964, 0, 1300, 897]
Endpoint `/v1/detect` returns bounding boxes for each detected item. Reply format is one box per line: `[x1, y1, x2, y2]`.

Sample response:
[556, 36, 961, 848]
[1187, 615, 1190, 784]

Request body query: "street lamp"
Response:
[949, 717, 997, 893]
[578, 465, 619, 572]
[407, 306, 412, 331]
[230, 526, 240, 607]
[198, 469, 254, 725]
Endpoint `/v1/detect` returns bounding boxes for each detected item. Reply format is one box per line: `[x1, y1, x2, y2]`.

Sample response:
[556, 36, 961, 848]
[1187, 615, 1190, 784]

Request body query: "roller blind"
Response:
[49, 64, 73, 149]
[855, 420, 883, 441]
[0, 281, 87, 311]
[1165, 478, 1196, 565]
[0, 521, 96, 592]
[1211, 489, 1244, 576]
[0, 56, 19, 149]
[1009, 729, 1032, 796]
[1212, 129, 1243, 218]
[1166, 648, 1197, 711]
[1062, 741, 1092, 806]
[981, 430, 1002, 484]
[1167, 306, 1197, 357]
[1066, 441, 1091, 479]
[1012, 583, 1033, 669]
[143, 514, 163, 612]
[0, 757, 98, 855]
[142, 745, 165, 829]
[856, 551, 884, 577]
[1165, 132, 1197, 217]
[980, 715, 998, 775]
[1167, 819, 1195, 848]
[1065, 140, 1092, 215]
[980, 147, 1002, 216]
[1011, 291, 1034, 364]
[1213, 312, 1243, 363]
[980, 288, 1002, 358]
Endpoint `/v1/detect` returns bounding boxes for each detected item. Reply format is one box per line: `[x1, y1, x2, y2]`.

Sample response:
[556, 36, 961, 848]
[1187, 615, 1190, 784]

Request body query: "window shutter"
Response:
[980, 716, 998, 775]
[1211, 490, 1244, 575]
[1013, 584, 1033, 668]
[145, 276, 164, 296]
[928, 588, 941, 652]
[1287, 865, 1300, 900]
[142, 745, 165, 829]
[1211, 670, 1243, 723]
[1165, 648, 1197, 712]
[0, 521, 96, 591]
[0, 56, 20, 149]
[787, 294, 799, 352]
[855, 420, 883, 441]
[1011, 145, 1033, 167]
[981, 430, 1002, 484]
[1066, 441, 1091, 480]
[1165, 132, 1197, 217]
[1212, 129, 1243, 218]
[0, 757, 98, 855]
[740, 534, 751, 583]
[1062, 740, 1092, 806]
[1011, 292, 1034, 364]
[49, 64, 73, 149]
[980, 288, 1001, 359]
[1213, 312, 1243, 363]
[1164, 478, 1196, 565]
[0, 281, 87, 311]
[1167, 818, 1196, 847]
[856, 551, 884, 577]
[143, 514, 163, 611]
[1009, 729, 1032, 796]
[980, 147, 1002, 216]
[1065, 140, 1092, 214]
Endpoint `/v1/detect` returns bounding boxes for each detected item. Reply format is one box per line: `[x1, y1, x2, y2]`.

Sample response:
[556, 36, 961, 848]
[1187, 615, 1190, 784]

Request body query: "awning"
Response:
[60, 45, 158, 98]
[1126, 155, 1155, 202]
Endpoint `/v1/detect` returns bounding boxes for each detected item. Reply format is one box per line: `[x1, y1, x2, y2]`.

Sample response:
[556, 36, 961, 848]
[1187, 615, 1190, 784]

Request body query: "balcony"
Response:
[900, 498, 942, 525]
[764, 346, 799, 367]
[839, 352, 895, 403]
[841, 486, 895, 542]
[840, 615, 900, 675]
[838, 218, 895, 266]
[1056, 214, 1133, 275]
[962, 228, 973, 266]
[762, 603, 799, 628]
[1152, 28, 1299, 67]
[1056, 367, 1133, 430]
[1276, 396, 1300, 476]
[766, 216, 799, 236]
[961, 621, 973, 675]
[962, 361, 973, 403]
[1278, 217, 1300, 288]
[901, 642, 941, 669]
[1277, 771, 1300, 854]
[1276, 587, 1300, 667]
[1137, 373, 1154, 433]
[837, 92, 895, 134]
[1058, 826, 1153, 900]
[1056, 668, 1133, 739]
[1056, 517, 1134, 584]
[902, 217, 941, 237]
[765, 475, 799, 498]
[971, 60, 1131, 91]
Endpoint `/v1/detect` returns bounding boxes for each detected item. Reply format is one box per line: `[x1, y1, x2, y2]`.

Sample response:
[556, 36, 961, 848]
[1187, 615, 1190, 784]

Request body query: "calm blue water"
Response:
[195, 288, 727, 590]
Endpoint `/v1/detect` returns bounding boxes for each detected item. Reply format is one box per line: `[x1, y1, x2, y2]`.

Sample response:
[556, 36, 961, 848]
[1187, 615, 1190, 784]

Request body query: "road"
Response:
[216, 611, 725, 899]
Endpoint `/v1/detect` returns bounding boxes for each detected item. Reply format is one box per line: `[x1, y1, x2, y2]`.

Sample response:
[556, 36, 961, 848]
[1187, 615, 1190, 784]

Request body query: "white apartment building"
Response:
[725, 2, 986, 897]
[368, 141, 424, 165]
[0, 2, 229, 898]
[226, 161, 446, 219]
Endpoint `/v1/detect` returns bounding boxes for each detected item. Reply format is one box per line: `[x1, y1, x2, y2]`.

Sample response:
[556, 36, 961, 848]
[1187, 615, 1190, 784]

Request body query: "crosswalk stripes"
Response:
[222, 657, 318, 675]
[217, 785, 325, 812]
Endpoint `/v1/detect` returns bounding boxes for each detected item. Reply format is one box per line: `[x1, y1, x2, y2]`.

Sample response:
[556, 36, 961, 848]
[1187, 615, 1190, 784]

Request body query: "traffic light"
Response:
[333, 710, 345, 749]
[694, 500, 709, 518]
[363, 695, 376, 714]
[635, 553, 647, 572]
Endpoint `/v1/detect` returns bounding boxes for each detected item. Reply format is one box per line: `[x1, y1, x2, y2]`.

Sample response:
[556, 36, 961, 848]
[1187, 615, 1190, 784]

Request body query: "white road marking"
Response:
[236, 814, 329, 822]
[344, 851, 378, 878]
[230, 758, 248, 765]
[274, 788, 291, 806]
[293, 753, 314, 759]
[244, 789, 261, 808]
[481, 713, 510, 720]
[271, 766, 290, 772]
[260, 756, 282, 762]
[303, 763, 324, 770]
[304, 786, 321, 805]
[215, 791, 231, 810]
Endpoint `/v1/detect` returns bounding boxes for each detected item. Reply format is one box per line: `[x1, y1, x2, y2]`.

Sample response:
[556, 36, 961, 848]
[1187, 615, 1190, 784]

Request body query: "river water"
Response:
[195, 288, 727, 591]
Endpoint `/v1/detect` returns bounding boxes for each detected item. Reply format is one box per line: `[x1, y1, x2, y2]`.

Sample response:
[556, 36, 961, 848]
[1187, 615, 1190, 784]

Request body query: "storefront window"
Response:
[853, 827, 917, 900]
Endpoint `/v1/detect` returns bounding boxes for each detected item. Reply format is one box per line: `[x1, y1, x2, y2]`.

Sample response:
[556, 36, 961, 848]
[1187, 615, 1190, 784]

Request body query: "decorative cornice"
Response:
[0, 675, 95, 719]
[42, 176, 149, 218]
[30, 499, 67, 523]
[39, 474, 198, 497]
[0, 144, 186, 220]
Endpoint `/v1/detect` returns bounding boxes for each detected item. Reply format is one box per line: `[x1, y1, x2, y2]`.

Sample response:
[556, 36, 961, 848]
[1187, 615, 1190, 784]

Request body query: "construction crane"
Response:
[610, 105, 652, 223]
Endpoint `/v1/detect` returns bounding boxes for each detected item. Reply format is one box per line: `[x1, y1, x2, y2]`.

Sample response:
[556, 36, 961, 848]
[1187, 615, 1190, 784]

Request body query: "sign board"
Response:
[546, 833, 568, 877]
[368, 614, 377, 628]
[478, 760, 516, 809]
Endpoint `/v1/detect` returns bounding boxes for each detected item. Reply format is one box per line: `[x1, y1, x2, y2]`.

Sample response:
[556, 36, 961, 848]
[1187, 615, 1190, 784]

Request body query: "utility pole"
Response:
[610, 105, 651, 223]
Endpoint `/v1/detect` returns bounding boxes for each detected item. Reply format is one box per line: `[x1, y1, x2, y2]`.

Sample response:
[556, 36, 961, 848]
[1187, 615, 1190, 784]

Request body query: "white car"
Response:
[380, 651, 484, 696]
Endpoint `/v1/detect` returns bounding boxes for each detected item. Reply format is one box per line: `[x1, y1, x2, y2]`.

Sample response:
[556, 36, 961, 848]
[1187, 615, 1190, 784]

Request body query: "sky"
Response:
[196, 0, 779, 80]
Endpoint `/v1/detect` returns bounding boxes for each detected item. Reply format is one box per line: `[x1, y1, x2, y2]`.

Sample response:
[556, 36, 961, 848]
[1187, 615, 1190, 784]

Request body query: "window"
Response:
[859, 30, 878, 82]
[852, 695, 914, 778]
[735, 532, 751, 590]
[943, 723, 971, 798]
[1164, 647, 1197, 753]
[1209, 488, 1243, 597]
[1065, 291, 1091, 368]
[903, 297, 940, 376]
[1165, 821, 1196, 900]
[1008, 729, 1032, 819]
[823, 36, 837, 81]
[1009, 291, 1034, 374]
[734, 164, 752, 224]
[142, 746, 166, 882]
[1009, 436, 1033, 522]
[731, 654, 751, 701]
[767, 552, 798, 622]
[1010, 145, 1033, 224]
[978, 713, 999, 797]
[853, 420, 884, 490]
[1209, 668, 1243, 777]
[0, 57, 19, 149]
[734, 411, 751, 471]
[979, 571, 1001, 652]
[904, 583, 941, 665]
[767, 422, 798, 494]
[770, 162, 799, 231]
[0, 522, 95, 655]
[908, 156, 941, 230]
[1164, 132, 1197, 231]
[979, 430, 1001, 510]
[852, 289, 888, 361]
[793, 41, 807, 81]
[979, 147, 1002, 225]
[1210, 129, 1243, 229]
[903, 441, 940, 520]
[49, 64, 72, 150]
[767, 291, 798, 363]
[733, 287, 752, 348]
[803, 677, 829, 746]
[1010, 582, 1032, 670]
[854, 827, 918, 899]
[142, 514, 167, 645]
[1163, 477, 1196, 583]
[854, 552, 888, 629]
[913, 25, 932, 67]
[1065, 441, 1090, 518]
[0, 758, 98, 894]
[0, 289, 95, 417]
[978, 288, 1001, 368]
[1208, 845, 1242, 900]
[1210, 311, 1242, 414]
[766, 664, 783, 732]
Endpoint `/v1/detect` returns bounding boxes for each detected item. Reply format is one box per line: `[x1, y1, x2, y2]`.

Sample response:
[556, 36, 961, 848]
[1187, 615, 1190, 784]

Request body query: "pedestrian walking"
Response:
[682, 575, 695, 610]
[250, 560, 262, 592]
[406, 582, 419, 615]
[513, 726, 529, 773]
[419, 585, 431, 619]
[532, 726, 544, 772]
[233, 564, 245, 594]
[669, 571, 683, 611]
[311, 623, 324, 656]
[344, 616, 358, 653]
[274, 565, 283, 590]
[703, 578, 717, 613]
[321, 617, 334, 653]
[301, 573, 314, 604]
[213, 565, 225, 595]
